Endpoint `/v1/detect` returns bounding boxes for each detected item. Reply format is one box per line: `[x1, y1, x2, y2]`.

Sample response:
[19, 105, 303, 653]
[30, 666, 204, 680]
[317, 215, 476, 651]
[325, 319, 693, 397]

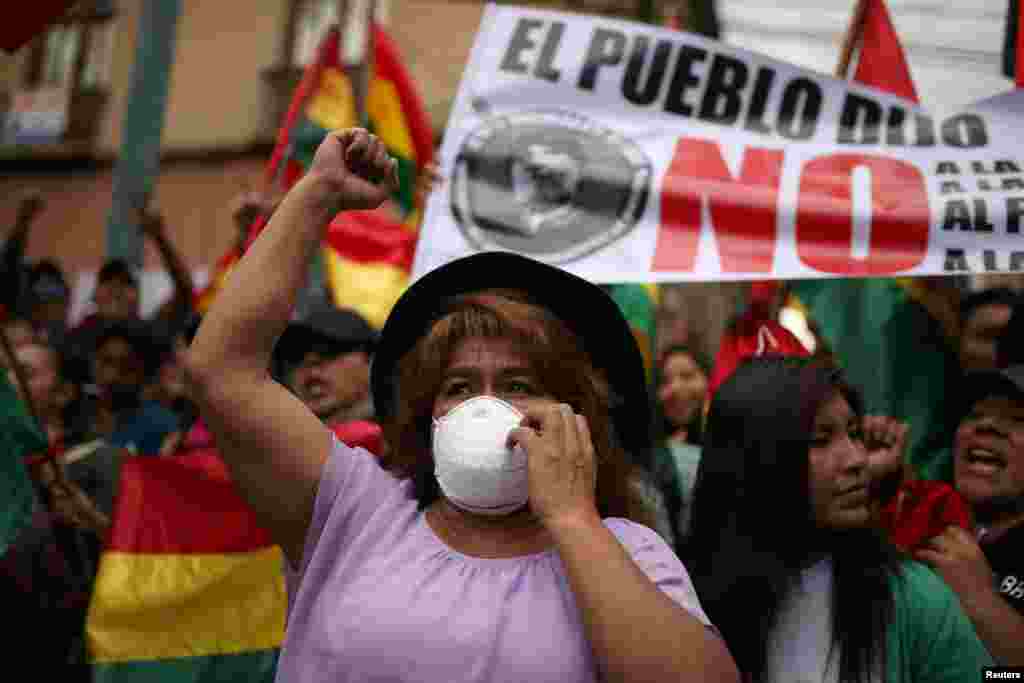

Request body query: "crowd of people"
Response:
[2, 127, 1023, 680]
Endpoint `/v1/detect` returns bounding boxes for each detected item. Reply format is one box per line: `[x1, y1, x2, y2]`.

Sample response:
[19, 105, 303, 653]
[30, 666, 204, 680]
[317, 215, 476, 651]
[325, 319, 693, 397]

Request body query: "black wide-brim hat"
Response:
[370, 252, 652, 457]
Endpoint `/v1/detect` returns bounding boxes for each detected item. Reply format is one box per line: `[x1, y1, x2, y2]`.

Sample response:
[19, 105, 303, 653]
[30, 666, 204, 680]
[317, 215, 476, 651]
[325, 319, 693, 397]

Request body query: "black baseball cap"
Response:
[274, 306, 378, 369]
[958, 365, 1024, 420]
[369, 251, 652, 457]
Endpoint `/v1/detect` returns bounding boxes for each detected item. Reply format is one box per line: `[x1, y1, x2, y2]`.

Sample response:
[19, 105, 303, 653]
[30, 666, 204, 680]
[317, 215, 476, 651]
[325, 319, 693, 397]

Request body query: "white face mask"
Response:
[432, 395, 529, 516]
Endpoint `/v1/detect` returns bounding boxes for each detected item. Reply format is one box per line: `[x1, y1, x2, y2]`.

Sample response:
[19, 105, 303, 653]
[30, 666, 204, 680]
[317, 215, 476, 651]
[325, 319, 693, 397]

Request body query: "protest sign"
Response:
[413, 4, 1024, 283]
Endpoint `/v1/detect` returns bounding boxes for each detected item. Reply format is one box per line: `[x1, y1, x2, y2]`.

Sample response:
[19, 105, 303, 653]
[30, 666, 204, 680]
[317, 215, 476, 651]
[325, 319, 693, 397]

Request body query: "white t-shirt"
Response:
[763, 559, 881, 683]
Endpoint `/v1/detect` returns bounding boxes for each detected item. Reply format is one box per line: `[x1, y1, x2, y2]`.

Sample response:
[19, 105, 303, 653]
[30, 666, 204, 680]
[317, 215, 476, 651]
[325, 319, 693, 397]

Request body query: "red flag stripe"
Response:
[106, 452, 274, 554]
[372, 23, 434, 168]
[326, 211, 418, 270]
[265, 28, 340, 189]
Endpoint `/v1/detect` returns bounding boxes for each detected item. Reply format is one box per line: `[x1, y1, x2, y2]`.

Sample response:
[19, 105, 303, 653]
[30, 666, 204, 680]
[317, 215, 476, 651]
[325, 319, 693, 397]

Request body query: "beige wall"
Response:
[158, 0, 289, 150]
[0, 0, 483, 279]
[387, 0, 485, 128]
[100, 0, 289, 154]
[2, 0, 290, 155]
[0, 156, 265, 274]
[1, 1, 484, 156]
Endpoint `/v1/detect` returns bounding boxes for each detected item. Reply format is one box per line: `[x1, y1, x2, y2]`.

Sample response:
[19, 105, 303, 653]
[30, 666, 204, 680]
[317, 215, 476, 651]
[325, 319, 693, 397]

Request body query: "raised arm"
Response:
[138, 206, 195, 325]
[184, 130, 398, 566]
[2, 192, 44, 315]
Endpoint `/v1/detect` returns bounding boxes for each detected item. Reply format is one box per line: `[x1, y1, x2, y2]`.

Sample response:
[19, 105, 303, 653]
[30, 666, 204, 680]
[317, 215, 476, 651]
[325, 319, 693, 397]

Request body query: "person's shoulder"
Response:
[889, 560, 961, 613]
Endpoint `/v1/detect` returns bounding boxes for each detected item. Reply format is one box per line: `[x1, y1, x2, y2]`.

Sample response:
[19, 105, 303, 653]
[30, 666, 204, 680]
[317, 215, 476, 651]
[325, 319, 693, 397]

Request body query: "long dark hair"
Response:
[685, 356, 902, 683]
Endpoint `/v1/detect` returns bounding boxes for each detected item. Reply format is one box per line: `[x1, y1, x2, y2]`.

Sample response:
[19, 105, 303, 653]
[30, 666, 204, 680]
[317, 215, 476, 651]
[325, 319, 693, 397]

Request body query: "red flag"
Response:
[877, 480, 971, 552]
[0, 0, 76, 53]
[852, 0, 919, 102]
[708, 310, 810, 399]
[1017, 0, 1024, 88]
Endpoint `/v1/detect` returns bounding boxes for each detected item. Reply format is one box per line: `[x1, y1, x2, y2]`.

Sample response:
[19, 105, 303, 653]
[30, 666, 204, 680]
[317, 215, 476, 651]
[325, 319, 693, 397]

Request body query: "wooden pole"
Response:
[0, 327, 43, 432]
[0, 325, 106, 586]
[835, 0, 869, 79]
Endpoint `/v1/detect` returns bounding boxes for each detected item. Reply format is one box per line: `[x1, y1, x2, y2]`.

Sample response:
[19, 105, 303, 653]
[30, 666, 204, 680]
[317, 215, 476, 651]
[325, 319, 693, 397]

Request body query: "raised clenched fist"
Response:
[308, 128, 400, 212]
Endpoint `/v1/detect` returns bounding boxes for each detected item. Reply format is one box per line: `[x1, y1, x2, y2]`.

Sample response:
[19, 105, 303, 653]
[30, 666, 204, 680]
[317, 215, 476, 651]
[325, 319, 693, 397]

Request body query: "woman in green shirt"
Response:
[686, 356, 993, 683]
[651, 345, 709, 547]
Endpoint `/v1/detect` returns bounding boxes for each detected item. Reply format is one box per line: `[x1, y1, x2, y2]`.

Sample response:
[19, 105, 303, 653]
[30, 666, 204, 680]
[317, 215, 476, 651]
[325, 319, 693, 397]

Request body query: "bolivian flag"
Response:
[195, 23, 433, 330]
[87, 451, 286, 681]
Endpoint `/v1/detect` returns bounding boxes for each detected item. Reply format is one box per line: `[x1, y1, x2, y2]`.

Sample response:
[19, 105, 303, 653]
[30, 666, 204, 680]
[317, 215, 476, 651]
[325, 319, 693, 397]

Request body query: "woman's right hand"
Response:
[307, 128, 400, 213]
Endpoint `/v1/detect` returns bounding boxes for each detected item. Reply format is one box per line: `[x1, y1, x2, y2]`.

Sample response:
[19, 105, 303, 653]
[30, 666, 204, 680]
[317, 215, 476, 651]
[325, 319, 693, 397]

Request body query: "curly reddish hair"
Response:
[379, 289, 656, 527]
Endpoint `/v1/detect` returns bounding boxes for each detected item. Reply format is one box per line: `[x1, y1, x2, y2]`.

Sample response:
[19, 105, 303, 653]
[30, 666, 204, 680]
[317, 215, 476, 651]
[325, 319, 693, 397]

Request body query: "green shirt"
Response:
[765, 559, 991, 683]
[885, 561, 994, 682]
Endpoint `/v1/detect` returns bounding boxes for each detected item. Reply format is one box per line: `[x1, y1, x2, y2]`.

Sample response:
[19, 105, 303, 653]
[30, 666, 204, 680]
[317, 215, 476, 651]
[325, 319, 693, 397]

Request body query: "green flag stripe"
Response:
[290, 118, 418, 219]
[0, 372, 45, 558]
[92, 649, 279, 683]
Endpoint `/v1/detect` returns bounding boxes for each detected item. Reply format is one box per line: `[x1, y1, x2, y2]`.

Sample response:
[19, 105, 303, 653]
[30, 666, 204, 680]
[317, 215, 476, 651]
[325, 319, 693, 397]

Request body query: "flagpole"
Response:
[342, 0, 373, 126]
[835, 0, 869, 79]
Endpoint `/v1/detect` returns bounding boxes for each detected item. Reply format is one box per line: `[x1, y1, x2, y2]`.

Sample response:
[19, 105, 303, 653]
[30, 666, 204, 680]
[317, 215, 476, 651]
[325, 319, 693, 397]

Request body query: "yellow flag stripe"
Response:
[322, 247, 409, 330]
[367, 77, 415, 160]
[306, 67, 359, 131]
[643, 283, 660, 306]
[87, 547, 287, 663]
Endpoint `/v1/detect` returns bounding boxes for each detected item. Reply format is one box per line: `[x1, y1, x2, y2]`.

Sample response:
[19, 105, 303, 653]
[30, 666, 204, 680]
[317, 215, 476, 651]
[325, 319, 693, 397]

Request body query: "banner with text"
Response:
[412, 5, 1024, 283]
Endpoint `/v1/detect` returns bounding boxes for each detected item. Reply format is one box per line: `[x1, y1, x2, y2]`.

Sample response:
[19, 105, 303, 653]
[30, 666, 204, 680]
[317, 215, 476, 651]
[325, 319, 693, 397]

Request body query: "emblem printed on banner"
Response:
[450, 110, 651, 264]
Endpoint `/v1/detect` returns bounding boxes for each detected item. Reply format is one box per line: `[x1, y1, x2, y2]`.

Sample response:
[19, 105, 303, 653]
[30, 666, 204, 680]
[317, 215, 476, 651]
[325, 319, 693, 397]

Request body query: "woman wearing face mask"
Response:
[685, 356, 992, 683]
[651, 345, 710, 544]
[185, 128, 738, 683]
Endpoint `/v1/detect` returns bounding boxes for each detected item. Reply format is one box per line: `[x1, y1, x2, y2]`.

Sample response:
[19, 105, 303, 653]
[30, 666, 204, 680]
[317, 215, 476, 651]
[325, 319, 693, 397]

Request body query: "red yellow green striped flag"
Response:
[87, 450, 287, 681]
[195, 23, 433, 330]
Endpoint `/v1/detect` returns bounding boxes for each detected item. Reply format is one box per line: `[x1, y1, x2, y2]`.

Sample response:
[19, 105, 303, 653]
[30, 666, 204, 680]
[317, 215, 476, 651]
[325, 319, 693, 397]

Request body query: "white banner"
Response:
[412, 5, 1024, 284]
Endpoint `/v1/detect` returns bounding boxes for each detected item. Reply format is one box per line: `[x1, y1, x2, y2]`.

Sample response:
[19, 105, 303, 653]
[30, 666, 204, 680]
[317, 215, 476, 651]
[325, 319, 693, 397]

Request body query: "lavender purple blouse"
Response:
[276, 437, 713, 682]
